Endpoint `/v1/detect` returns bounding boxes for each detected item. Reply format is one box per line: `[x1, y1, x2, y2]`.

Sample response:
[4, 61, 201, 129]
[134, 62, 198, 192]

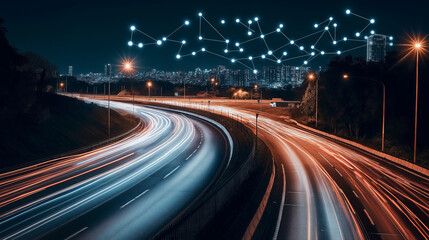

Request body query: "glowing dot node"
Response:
[198, 12, 202, 17]
[276, 28, 281, 32]
[240, 48, 244, 52]
[346, 9, 351, 14]
[162, 37, 167, 41]
[299, 46, 304, 50]
[334, 23, 338, 27]
[337, 50, 341, 55]
[311, 52, 315, 56]
[199, 36, 203, 40]
[253, 69, 258, 74]
[325, 26, 329, 30]
[221, 19, 225, 24]
[389, 36, 393, 40]
[261, 54, 266, 59]
[248, 31, 252, 36]
[260, 34, 265, 39]
[370, 19, 375, 24]
[249, 56, 253, 60]
[201, 48, 206, 52]
[277, 59, 281, 64]
[226, 39, 230, 43]
[321, 51, 325, 55]
[355, 32, 360, 37]
[343, 37, 348, 41]
[138, 43, 143, 48]
[314, 24, 318, 28]
[235, 42, 240, 47]
[181, 40, 186, 44]
[254, 17, 259, 21]
[311, 45, 315, 49]
[176, 54, 181, 59]
[290, 40, 295, 44]
[224, 49, 228, 53]
[268, 50, 273, 55]
[279, 24, 284, 28]
[236, 18, 240, 23]
[185, 20, 190, 25]
[157, 40, 162, 45]
[283, 51, 287, 56]
[304, 60, 308, 65]
[248, 20, 252, 24]
[333, 41, 337, 45]
[130, 25, 136, 31]
[231, 59, 236, 63]
[389, 43, 393, 46]
[128, 41, 133, 46]
[370, 30, 375, 35]
[329, 17, 333, 21]
[192, 51, 196, 55]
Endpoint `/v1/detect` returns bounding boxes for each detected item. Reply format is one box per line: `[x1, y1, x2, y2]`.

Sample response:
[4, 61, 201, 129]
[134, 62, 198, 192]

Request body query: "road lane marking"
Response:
[335, 168, 343, 177]
[120, 189, 149, 209]
[273, 164, 286, 240]
[64, 227, 88, 240]
[318, 152, 334, 168]
[163, 165, 180, 179]
[364, 209, 375, 225]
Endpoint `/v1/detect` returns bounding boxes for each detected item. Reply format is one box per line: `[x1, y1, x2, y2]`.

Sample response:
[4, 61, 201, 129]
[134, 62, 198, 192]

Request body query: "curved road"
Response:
[0, 99, 232, 239]
[147, 98, 429, 240]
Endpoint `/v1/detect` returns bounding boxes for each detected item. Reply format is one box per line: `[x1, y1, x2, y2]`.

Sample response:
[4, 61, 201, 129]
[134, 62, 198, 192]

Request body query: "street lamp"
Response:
[147, 81, 152, 98]
[343, 74, 386, 152]
[308, 73, 319, 128]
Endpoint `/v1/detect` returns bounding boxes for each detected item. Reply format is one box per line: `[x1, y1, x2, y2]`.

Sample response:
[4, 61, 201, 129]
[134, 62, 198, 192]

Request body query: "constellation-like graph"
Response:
[127, 9, 394, 73]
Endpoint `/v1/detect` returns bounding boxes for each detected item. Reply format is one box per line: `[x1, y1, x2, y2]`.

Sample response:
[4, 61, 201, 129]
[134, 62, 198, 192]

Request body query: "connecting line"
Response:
[166, 24, 185, 38]
[240, 35, 261, 44]
[239, 21, 256, 32]
[256, 22, 270, 51]
[199, 16, 201, 36]
[359, 23, 371, 34]
[294, 43, 310, 54]
[177, 44, 184, 54]
[280, 32, 291, 42]
[273, 42, 292, 52]
[206, 50, 232, 61]
[202, 38, 225, 43]
[348, 39, 367, 42]
[340, 44, 367, 54]
[350, 12, 370, 21]
[236, 60, 253, 70]
[334, 27, 336, 41]
[295, 29, 326, 42]
[282, 54, 310, 62]
[130, 31, 134, 41]
[327, 30, 334, 41]
[136, 29, 157, 41]
[202, 16, 226, 40]
[166, 39, 182, 43]
[313, 30, 326, 47]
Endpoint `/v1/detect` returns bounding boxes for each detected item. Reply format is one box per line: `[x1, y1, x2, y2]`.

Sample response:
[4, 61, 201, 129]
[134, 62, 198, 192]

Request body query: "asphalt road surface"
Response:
[0, 99, 232, 240]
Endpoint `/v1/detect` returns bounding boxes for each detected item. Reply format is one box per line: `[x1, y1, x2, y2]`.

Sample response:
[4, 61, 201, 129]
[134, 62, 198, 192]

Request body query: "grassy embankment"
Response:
[0, 94, 139, 169]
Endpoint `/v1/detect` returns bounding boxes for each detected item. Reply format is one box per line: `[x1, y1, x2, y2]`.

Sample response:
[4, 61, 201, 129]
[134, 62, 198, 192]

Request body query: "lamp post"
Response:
[343, 74, 386, 152]
[308, 73, 319, 128]
[147, 81, 152, 98]
[413, 43, 422, 163]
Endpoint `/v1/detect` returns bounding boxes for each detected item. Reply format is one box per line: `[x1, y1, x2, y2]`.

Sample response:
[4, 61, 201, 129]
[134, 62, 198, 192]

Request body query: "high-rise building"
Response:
[68, 66, 73, 76]
[104, 64, 112, 77]
[367, 34, 387, 62]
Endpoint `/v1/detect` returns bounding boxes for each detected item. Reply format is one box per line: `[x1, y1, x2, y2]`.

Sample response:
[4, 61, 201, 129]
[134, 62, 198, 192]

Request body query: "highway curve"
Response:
[0, 99, 232, 239]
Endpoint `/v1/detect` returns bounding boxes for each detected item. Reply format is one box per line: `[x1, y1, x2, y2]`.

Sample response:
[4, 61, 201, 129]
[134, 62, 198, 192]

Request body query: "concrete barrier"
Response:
[291, 120, 429, 177]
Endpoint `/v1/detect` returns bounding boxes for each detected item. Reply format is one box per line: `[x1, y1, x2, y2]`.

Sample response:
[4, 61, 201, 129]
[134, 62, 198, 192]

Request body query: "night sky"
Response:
[1, 0, 428, 74]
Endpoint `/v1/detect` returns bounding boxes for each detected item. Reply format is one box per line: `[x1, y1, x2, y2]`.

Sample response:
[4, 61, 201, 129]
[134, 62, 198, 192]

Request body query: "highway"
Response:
[135, 98, 429, 240]
[0, 99, 232, 239]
